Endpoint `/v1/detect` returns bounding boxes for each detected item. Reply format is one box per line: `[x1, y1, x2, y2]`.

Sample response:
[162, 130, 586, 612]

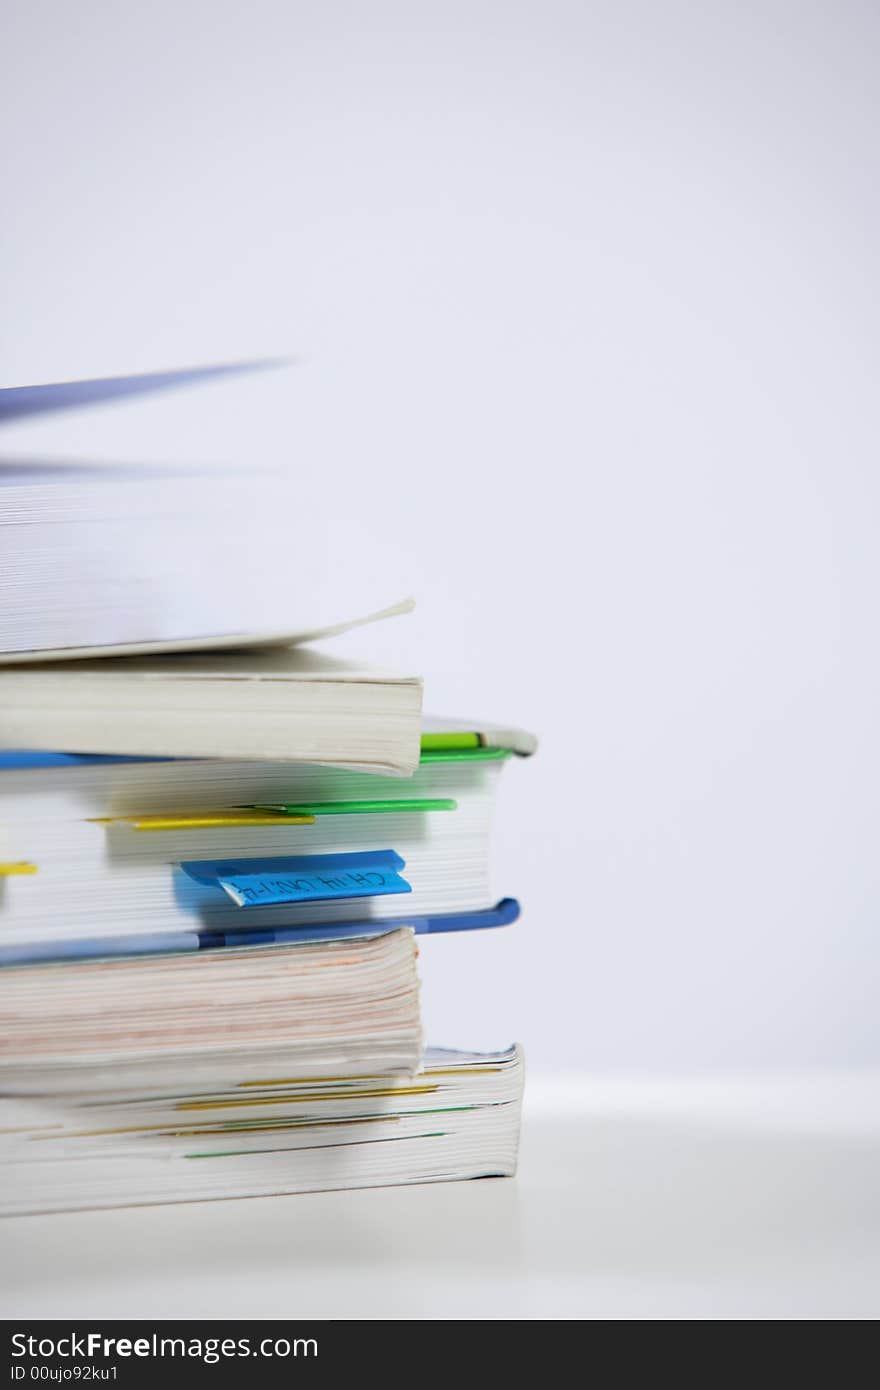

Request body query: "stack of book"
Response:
[0, 369, 535, 1214]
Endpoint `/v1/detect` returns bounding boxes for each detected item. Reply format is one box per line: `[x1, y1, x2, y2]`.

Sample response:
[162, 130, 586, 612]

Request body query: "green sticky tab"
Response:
[419, 747, 512, 764]
[254, 798, 457, 816]
[420, 731, 481, 750]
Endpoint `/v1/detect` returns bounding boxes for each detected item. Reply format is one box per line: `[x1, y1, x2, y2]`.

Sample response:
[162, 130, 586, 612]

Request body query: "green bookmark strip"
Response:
[418, 747, 511, 764]
[420, 731, 481, 751]
[418, 731, 515, 762]
[253, 798, 457, 816]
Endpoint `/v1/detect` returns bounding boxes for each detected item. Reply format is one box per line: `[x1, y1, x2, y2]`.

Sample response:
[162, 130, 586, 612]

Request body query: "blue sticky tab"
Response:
[180, 850, 411, 909]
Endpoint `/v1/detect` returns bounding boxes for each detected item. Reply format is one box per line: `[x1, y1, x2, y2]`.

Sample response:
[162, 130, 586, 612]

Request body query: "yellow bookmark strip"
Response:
[238, 1066, 502, 1089]
[176, 1084, 441, 1112]
[91, 810, 315, 831]
[0, 862, 38, 876]
[32, 1113, 394, 1142]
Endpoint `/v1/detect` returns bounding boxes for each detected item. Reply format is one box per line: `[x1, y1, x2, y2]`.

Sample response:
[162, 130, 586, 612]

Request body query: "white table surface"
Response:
[2, 1073, 879, 1320]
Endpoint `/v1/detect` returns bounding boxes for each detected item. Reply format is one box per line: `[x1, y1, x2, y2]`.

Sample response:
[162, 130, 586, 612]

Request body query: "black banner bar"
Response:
[1, 1321, 558, 1383]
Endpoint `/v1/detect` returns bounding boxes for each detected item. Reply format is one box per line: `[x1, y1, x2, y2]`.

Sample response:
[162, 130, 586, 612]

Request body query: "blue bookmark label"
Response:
[180, 849, 411, 909]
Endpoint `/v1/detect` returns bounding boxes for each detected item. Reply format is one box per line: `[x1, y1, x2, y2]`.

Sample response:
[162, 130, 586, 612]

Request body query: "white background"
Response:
[3, 1, 879, 1071]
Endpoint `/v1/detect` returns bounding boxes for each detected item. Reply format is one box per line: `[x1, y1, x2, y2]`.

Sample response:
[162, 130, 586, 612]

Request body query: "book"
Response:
[0, 900, 522, 966]
[0, 364, 537, 1216]
[0, 727, 531, 956]
[0, 720, 534, 1213]
[0, 360, 536, 1210]
[0, 360, 283, 424]
[0, 929, 423, 1085]
[0, 1036, 524, 1215]
[0, 364, 413, 661]
[0, 923, 522, 1214]
[0, 647, 423, 773]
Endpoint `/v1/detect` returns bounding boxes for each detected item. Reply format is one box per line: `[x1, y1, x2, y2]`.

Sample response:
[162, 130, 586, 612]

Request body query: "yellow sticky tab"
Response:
[0, 862, 38, 876]
[91, 810, 316, 831]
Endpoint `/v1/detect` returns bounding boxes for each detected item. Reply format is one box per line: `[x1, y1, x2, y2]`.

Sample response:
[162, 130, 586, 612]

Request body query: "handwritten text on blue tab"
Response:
[180, 849, 411, 909]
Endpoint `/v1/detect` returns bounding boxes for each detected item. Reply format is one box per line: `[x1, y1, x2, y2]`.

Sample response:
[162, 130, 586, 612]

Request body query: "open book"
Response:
[0, 363, 412, 661]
